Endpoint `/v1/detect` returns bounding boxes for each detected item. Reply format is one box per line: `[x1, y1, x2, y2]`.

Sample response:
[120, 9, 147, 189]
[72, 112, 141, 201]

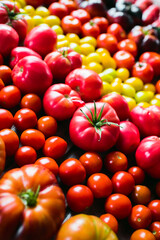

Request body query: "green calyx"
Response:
[0, 2, 26, 21]
[19, 185, 40, 208]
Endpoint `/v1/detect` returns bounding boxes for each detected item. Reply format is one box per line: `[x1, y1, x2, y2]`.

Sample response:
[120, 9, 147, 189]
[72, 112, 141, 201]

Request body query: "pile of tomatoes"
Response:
[0, 0, 160, 239]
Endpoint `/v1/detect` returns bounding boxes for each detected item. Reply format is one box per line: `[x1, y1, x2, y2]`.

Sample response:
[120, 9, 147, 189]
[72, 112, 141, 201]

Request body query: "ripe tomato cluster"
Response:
[0, 0, 160, 240]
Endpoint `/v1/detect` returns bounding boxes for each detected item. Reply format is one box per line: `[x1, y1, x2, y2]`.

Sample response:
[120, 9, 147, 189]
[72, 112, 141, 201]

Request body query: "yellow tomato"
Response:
[122, 96, 136, 111]
[24, 15, 35, 32]
[96, 48, 110, 56]
[137, 102, 150, 108]
[81, 54, 87, 65]
[143, 83, 156, 93]
[150, 98, 160, 107]
[16, 0, 26, 7]
[56, 40, 69, 48]
[80, 43, 95, 56]
[122, 83, 136, 98]
[87, 62, 103, 74]
[124, 77, 144, 92]
[44, 15, 61, 27]
[57, 34, 67, 41]
[80, 36, 97, 47]
[111, 78, 123, 94]
[23, 5, 35, 16]
[51, 25, 63, 35]
[68, 43, 81, 53]
[101, 81, 113, 95]
[66, 33, 80, 44]
[35, 6, 50, 17]
[32, 15, 44, 26]
[86, 53, 101, 64]
[116, 68, 130, 81]
[155, 94, 160, 100]
[101, 54, 116, 69]
[135, 91, 154, 103]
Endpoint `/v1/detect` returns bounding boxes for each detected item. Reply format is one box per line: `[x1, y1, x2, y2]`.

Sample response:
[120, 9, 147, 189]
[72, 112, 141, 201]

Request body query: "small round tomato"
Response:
[0, 85, 21, 109]
[130, 229, 156, 240]
[61, 15, 82, 35]
[87, 173, 112, 198]
[128, 205, 152, 229]
[0, 129, 19, 156]
[128, 166, 145, 184]
[131, 185, 151, 205]
[148, 200, 160, 221]
[100, 213, 118, 233]
[35, 157, 59, 176]
[0, 78, 4, 90]
[118, 39, 137, 57]
[155, 80, 160, 94]
[82, 21, 100, 38]
[124, 77, 144, 92]
[149, 221, 160, 240]
[116, 67, 130, 81]
[132, 62, 154, 84]
[111, 171, 135, 196]
[37, 116, 57, 138]
[66, 184, 94, 212]
[92, 17, 109, 33]
[48, 2, 68, 19]
[20, 129, 45, 150]
[104, 151, 128, 173]
[43, 136, 67, 159]
[20, 93, 42, 113]
[0, 65, 12, 84]
[15, 146, 37, 167]
[0, 109, 13, 130]
[79, 152, 102, 175]
[107, 23, 127, 42]
[97, 33, 118, 54]
[14, 108, 37, 132]
[59, 0, 77, 14]
[113, 50, 135, 70]
[105, 193, 132, 219]
[71, 9, 91, 25]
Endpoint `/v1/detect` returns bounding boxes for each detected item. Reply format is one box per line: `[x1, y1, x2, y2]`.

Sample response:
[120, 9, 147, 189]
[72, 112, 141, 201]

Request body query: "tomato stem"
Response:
[19, 185, 40, 207]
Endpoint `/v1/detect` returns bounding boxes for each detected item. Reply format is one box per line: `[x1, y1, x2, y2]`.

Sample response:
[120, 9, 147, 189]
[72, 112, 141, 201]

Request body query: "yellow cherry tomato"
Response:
[51, 25, 63, 35]
[137, 102, 150, 108]
[57, 34, 67, 41]
[99, 72, 113, 83]
[80, 43, 95, 56]
[111, 78, 123, 94]
[23, 5, 35, 16]
[122, 83, 136, 98]
[56, 40, 69, 48]
[143, 83, 156, 93]
[150, 98, 160, 107]
[135, 91, 154, 103]
[124, 77, 144, 92]
[101, 54, 116, 69]
[35, 6, 50, 17]
[86, 53, 101, 64]
[80, 36, 97, 47]
[155, 94, 160, 100]
[80, 54, 87, 65]
[87, 62, 103, 74]
[68, 42, 81, 53]
[44, 15, 61, 27]
[116, 68, 130, 81]
[32, 15, 44, 26]
[122, 96, 136, 111]
[24, 15, 35, 32]
[101, 81, 113, 96]
[66, 33, 80, 44]
[16, 0, 26, 8]
[96, 48, 110, 56]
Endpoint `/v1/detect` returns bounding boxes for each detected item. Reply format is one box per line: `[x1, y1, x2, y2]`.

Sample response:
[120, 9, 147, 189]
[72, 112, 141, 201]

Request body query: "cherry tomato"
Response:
[0, 85, 21, 109]
[118, 39, 137, 57]
[71, 9, 91, 25]
[111, 171, 135, 196]
[130, 229, 156, 240]
[0, 65, 12, 84]
[97, 33, 118, 54]
[79, 152, 103, 175]
[131, 185, 151, 205]
[155, 80, 160, 94]
[148, 200, 160, 221]
[82, 21, 100, 38]
[59, 0, 77, 14]
[100, 213, 118, 233]
[87, 173, 112, 198]
[0, 78, 4, 90]
[20, 93, 42, 113]
[48, 2, 68, 19]
[92, 17, 109, 33]
[128, 205, 152, 229]
[20, 129, 45, 150]
[14, 108, 37, 131]
[132, 62, 154, 84]
[113, 50, 135, 70]
[105, 193, 132, 219]
[61, 15, 82, 35]
[107, 23, 127, 42]
[35, 157, 59, 176]
[0, 109, 13, 130]
[104, 151, 128, 173]
[43, 136, 67, 159]
[59, 158, 86, 186]
[66, 184, 94, 212]
[0, 129, 19, 156]
[149, 221, 160, 240]
[15, 146, 37, 167]
[128, 166, 145, 184]
[37, 116, 57, 138]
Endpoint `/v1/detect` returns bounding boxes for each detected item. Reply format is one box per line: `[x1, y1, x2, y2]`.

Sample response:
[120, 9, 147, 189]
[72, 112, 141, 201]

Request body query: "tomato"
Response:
[20, 93, 42, 113]
[56, 214, 118, 240]
[107, 23, 127, 42]
[59, 0, 77, 14]
[128, 166, 145, 185]
[69, 102, 120, 152]
[20, 129, 45, 150]
[82, 21, 100, 38]
[132, 62, 154, 84]
[0, 136, 5, 173]
[87, 173, 112, 198]
[0, 109, 13, 130]
[0, 129, 19, 156]
[79, 152, 102, 175]
[0, 164, 65, 240]
[35, 157, 59, 176]
[128, 205, 152, 229]
[113, 50, 135, 70]
[71, 9, 91, 25]
[61, 15, 82, 35]
[12, 56, 52, 95]
[118, 39, 137, 57]
[0, 65, 12, 84]
[48, 2, 68, 19]
[66, 185, 94, 212]
[149, 222, 160, 240]
[104, 151, 128, 173]
[139, 52, 160, 77]
[25, 0, 43, 8]
[15, 146, 37, 167]
[156, 80, 160, 94]
[130, 229, 156, 240]
[116, 67, 130, 81]
[37, 116, 57, 138]
[0, 85, 21, 109]
[148, 200, 160, 221]
[105, 193, 132, 219]
[97, 33, 118, 54]
[43, 136, 67, 159]
[92, 17, 108, 33]
[100, 214, 118, 233]
[131, 185, 151, 205]
[124, 77, 144, 92]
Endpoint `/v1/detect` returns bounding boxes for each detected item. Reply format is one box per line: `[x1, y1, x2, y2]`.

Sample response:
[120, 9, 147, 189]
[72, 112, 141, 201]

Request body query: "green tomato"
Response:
[99, 71, 113, 83]
[135, 91, 154, 103]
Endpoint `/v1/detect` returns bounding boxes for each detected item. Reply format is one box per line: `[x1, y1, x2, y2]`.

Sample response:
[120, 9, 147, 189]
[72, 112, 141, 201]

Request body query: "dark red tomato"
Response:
[113, 50, 135, 70]
[132, 62, 154, 84]
[43, 136, 67, 159]
[61, 15, 82, 35]
[149, 221, 160, 240]
[105, 193, 132, 219]
[0, 65, 12, 84]
[111, 171, 135, 196]
[20, 129, 45, 150]
[66, 184, 94, 212]
[117, 39, 138, 57]
[87, 173, 113, 198]
[148, 200, 160, 221]
[0, 109, 13, 130]
[0, 85, 21, 109]
[107, 23, 127, 42]
[97, 33, 118, 54]
[20, 93, 42, 113]
[79, 152, 103, 175]
[82, 21, 100, 38]
[48, 2, 68, 19]
[37, 116, 57, 138]
[131, 185, 151, 205]
[15, 146, 37, 167]
[128, 205, 152, 229]
[104, 151, 128, 173]
[92, 17, 109, 33]
[71, 9, 91, 25]
[25, 0, 43, 8]
[59, 158, 86, 186]
[14, 108, 37, 132]
[130, 229, 156, 240]
[100, 213, 118, 233]
[128, 166, 145, 184]
[35, 157, 59, 176]
[0, 129, 19, 156]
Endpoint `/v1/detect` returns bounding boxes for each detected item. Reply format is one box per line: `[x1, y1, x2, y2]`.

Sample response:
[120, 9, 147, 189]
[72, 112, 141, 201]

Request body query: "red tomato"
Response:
[131, 185, 151, 205]
[118, 39, 138, 57]
[25, 0, 43, 8]
[37, 116, 57, 138]
[59, 0, 77, 14]
[79, 152, 103, 175]
[132, 62, 154, 83]
[0, 78, 4, 90]
[104, 151, 128, 173]
[43, 136, 67, 159]
[14, 108, 37, 132]
[71, 9, 91, 25]
[97, 33, 118, 54]
[130, 229, 156, 240]
[105, 193, 132, 219]
[148, 200, 160, 221]
[107, 23, 127, 42]
[113, 50, 135, 70]
[128, 205, 152, 229]
[149, 221, 160, 240]
[0, 109, 13, 130]
[35, 157, 59, 176]
[156, 80, 160, 94]
[66, 184, 94, 212]
[139, 52, 160, 77]
[87, 173, 113, 198]
[0, 85, 21, 109]
[20, 129, 45, 150]
[0, 129, 19, 156]
[92, 17, 109, 33]
[48, 2, 68, 19]
[15, 146, 37, 167]
[111, 171, 135, 196]
[100, 213, 118, 233]
[59, 158, 86, 186]
[0, 65, 12, 84]
[20, 93, 42, 113]
[128, 166, 145, 184]
[61, 15, 82, 35]
[82, 21, 100, 38]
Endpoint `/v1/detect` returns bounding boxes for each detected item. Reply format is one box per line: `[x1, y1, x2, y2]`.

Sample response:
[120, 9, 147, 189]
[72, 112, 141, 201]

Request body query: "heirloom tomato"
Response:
[69, 102, 120, 152]
[100, 214, 118, 234]
[0, 135, 5, 173]
[0, 164, 65, 240]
